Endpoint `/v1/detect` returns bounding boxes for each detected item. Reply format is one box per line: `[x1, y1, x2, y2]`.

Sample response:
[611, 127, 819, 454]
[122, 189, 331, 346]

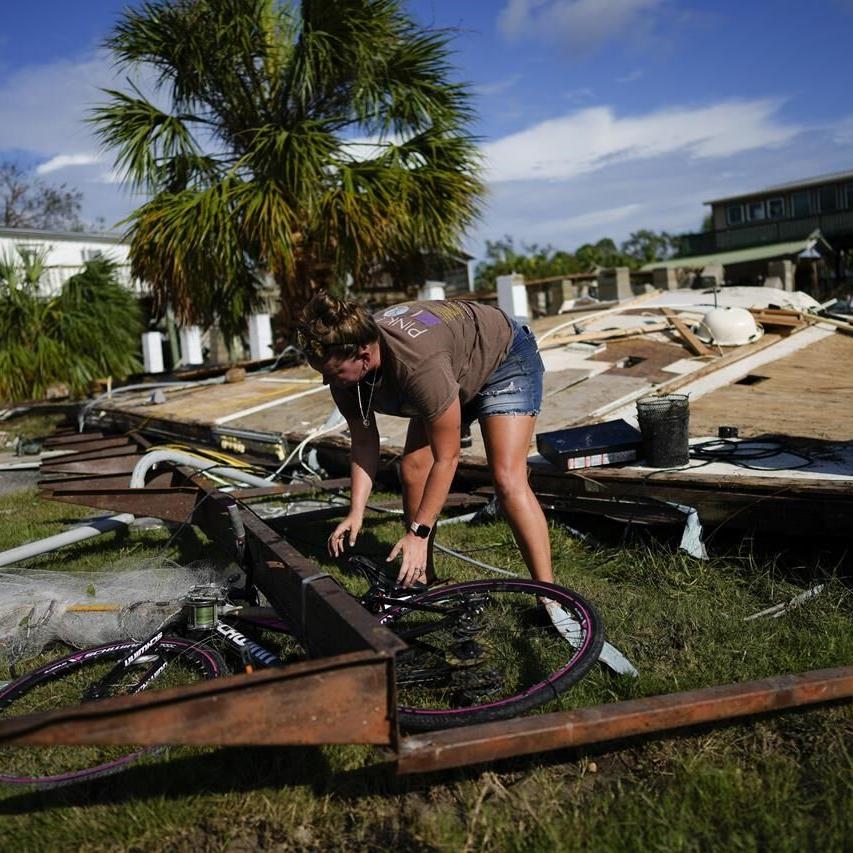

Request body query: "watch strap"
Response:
[409, 521, 431, 538]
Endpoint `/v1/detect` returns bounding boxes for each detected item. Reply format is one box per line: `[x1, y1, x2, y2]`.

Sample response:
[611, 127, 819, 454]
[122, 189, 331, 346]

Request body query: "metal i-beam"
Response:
[396, 666, 853, 774]
[0, 651, 396, 747]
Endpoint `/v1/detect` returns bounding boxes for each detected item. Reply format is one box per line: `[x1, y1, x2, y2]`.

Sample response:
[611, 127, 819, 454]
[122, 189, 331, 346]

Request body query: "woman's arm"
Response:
[328, 418, 379, 557]
[389, 398, 461, 585]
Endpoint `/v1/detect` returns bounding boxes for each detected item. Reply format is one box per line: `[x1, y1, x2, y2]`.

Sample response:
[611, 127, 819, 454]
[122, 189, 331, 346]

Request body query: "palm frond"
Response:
[91, 0, 484, 333]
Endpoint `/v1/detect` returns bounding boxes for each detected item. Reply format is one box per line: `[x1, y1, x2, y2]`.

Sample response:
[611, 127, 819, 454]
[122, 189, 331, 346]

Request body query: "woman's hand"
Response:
[388, 533, 429, 587]
[327, 513, 363, 557]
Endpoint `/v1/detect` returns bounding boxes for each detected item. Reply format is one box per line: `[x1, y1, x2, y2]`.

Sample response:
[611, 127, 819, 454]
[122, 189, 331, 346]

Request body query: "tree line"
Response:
[473, 231, 686, 291]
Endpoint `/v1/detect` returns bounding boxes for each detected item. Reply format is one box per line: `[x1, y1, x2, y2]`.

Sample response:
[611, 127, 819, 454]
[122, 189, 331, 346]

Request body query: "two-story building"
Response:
[647, 171, 852, 296]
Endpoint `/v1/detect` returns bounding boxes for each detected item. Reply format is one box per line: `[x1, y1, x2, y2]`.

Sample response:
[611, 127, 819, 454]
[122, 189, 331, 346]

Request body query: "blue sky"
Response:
[2, 0, 853, 262]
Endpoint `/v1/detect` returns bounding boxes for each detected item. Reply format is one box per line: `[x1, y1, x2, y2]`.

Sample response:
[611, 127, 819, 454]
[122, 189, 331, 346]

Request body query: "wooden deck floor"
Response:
[688, 333, 853, 441]
[100, 320, 853, 460]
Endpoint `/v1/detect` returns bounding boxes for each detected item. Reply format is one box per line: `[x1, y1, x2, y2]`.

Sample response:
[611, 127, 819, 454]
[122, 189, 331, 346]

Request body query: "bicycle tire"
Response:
[379, 579, 604, 731]
[0, 637, 224, 787]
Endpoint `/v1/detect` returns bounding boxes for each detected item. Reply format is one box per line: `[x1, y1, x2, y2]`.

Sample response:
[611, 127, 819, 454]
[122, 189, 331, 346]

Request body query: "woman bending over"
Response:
[298, 290, 553, 588]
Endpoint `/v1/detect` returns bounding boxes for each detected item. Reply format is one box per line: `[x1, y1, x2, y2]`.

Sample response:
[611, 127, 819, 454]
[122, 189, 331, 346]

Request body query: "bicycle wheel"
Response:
[0, 637, 224, 787]
[379, 579, 604, 731]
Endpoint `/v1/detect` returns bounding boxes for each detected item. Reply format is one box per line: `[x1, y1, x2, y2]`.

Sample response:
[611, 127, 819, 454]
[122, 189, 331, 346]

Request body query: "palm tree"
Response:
[0, 251, 142, 402]
[91, 0, 484, 340]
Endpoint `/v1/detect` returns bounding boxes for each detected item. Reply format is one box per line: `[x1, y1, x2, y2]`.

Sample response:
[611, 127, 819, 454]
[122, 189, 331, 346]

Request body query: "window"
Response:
[818, 185, 838, 213]
[81, 248, 103, 262]
[747, 200, 766, 221]
[845, 183, 853, 208]
[726, 205, 744, 225]
[791, 191, 811, 217]
[767, 197, 785, 218]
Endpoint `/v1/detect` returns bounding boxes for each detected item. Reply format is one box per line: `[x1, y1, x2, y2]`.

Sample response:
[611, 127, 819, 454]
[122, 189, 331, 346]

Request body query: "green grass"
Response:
[0, 412, 68, 454]
[0, 486, 850, 852]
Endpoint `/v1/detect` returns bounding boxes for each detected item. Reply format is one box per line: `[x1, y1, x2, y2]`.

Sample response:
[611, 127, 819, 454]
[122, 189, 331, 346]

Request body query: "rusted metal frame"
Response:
[42, 482, 202, 523]
[40, 436, 136, 454]
[40, 446, 146, 468]
[0, 651, 397, 747]
[189, 486, 406, 662]
[1, 465, 404, 749]
[396, 666, 853, 774]
[38, 454, 144, 476]
[40, 471, 172, 494]
[44, 431, 105, 446]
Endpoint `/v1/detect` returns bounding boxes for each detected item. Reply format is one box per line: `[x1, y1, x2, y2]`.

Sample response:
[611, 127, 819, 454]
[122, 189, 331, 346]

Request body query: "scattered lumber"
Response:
[660, 308, 715, 356]
[803, 314, 853, 336]
[541, 321, 670, 348]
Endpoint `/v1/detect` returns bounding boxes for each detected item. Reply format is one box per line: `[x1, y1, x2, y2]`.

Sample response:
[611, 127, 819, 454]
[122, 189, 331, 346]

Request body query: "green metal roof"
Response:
[640, 234, 831, 271]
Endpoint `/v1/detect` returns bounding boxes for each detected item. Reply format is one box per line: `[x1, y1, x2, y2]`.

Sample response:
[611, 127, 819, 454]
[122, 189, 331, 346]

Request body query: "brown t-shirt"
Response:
[332, 300, 513, 423]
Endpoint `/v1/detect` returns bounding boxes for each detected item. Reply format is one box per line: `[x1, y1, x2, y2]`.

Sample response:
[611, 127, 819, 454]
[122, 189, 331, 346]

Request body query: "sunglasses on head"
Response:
[296, 328, 366, 359]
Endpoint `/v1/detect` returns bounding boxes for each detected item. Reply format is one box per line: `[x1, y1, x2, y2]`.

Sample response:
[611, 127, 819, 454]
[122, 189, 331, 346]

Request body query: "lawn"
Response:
[0, 474, 850, 852]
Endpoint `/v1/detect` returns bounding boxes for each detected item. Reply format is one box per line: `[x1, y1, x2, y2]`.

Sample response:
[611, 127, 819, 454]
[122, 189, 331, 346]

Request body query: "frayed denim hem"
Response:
[479, 409, 540, 418]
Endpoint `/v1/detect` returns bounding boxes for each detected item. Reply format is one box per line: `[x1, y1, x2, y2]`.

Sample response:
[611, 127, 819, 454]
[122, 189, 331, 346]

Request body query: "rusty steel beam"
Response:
[0, 651, 396, 747]
[43, 432, 105, 447]
[190, 489, 406, 661]
[39, 454, 142, 476]
[45, 485, 201, 523]
[42, 436, 136, 454]
[40, 446, 144, 468]
[396, 666, 853, 774]
[40, 472, 176, 502]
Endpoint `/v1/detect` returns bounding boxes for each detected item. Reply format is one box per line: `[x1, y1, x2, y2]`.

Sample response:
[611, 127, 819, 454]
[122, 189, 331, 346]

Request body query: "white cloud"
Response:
[36, 153, 101, 175]
[474, 75, 523, 97]
[0, 52, 119, 157]
[498, 0, 665, 54]
[482, 98, 800, 184]
[538, 203, 641, 231]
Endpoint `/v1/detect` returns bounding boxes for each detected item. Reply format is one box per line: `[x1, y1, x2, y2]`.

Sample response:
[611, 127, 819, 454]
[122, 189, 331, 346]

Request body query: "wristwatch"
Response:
[409, 521, 432, 539]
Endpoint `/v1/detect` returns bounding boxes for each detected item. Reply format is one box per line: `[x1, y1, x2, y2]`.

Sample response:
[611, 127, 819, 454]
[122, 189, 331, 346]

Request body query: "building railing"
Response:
[680, 210, 853, 256]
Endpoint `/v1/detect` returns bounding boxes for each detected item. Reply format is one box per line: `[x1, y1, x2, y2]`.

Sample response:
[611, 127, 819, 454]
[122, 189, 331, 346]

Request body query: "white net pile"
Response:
[0, 559, 232, 664]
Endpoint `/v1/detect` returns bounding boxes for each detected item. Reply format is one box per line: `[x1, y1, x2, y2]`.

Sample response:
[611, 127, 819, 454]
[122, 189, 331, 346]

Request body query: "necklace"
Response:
[356, 376, 376, 427]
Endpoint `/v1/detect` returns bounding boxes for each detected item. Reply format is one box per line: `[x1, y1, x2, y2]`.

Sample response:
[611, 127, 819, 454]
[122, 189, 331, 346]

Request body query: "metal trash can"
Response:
[636, 394, 690, 468]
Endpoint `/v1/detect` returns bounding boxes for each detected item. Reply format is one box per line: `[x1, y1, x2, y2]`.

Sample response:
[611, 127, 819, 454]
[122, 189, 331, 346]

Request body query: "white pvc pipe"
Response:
[130, 450, 272, 489]
[0, 514, 136, 568]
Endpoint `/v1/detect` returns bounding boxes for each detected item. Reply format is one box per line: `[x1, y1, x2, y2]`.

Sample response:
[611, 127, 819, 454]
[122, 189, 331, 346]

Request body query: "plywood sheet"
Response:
[688, 333, 853, 440]
[590, 338, 702, 383]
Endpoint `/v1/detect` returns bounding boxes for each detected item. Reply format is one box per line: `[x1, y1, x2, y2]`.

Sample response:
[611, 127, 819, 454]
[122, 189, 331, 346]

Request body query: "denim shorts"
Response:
[462, 319, 545, 424]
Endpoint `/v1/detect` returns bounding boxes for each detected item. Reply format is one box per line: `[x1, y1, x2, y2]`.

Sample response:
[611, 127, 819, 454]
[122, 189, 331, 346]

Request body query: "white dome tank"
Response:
[692, 306, 763, 346]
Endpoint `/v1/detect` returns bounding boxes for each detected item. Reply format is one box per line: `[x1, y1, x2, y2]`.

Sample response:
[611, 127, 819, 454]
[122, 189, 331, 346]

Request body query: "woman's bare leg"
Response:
[400, 418, 437, 580]
[480, 414, 553, 583]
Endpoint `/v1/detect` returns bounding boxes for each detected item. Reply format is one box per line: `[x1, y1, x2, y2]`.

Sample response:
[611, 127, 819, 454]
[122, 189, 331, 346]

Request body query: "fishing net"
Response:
[0, 558, 233, 664]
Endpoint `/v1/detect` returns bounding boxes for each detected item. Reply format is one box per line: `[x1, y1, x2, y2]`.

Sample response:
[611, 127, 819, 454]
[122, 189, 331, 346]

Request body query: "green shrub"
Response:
[0, 250, 142, 402]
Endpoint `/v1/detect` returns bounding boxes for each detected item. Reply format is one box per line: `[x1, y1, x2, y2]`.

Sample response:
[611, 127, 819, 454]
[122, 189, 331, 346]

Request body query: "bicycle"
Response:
[0, 557, 604, 787]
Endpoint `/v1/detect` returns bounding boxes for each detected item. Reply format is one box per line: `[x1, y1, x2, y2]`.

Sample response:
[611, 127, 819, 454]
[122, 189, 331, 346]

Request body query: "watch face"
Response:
[410, 522, 431, 538]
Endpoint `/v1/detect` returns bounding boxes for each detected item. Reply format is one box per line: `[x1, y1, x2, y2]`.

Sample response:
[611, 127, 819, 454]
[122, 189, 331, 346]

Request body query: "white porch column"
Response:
[417, 280, 446, 301]
[496, 273, 529, 321]
[141, 331, 164, 374]
[179, 325, 204, 365]
[248, 313, 274, 360]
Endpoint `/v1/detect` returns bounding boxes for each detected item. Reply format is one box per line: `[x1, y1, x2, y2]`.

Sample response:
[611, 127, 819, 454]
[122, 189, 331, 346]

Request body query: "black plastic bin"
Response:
[635, 394, 690, 468]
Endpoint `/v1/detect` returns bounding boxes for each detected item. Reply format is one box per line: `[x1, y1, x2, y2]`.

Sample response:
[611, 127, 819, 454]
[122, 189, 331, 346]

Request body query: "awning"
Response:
[642, 232, 833, 271]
